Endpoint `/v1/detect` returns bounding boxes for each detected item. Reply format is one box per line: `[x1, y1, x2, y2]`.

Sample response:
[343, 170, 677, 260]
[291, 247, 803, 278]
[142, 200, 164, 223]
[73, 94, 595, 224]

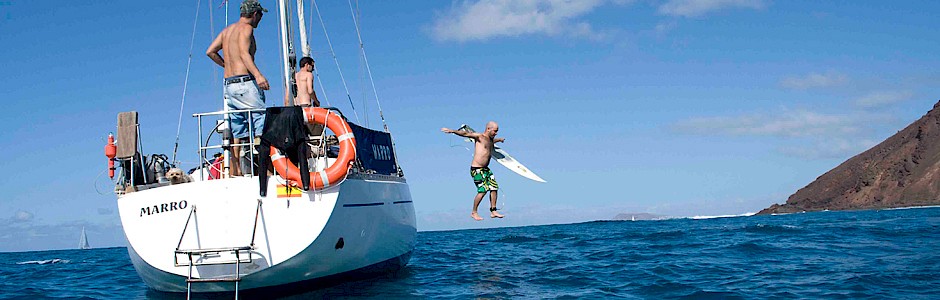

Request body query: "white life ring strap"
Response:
[319, 171, 330, 187]
[271, 149, 286, 160]
[337, 132, 355, 142]
[302, 109, 312, 124]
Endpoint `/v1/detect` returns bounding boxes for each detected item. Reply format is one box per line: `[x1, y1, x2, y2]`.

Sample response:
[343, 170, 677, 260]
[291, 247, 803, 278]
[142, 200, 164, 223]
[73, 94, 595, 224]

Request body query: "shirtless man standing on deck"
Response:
[287, 57, 320, 107]
[441, 121, 506, 220]
[206, 0, 269, 176]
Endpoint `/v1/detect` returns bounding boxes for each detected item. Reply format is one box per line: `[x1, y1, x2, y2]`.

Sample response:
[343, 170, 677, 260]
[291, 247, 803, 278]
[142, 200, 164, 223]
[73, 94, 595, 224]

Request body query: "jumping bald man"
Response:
[441, 121, 506, 220]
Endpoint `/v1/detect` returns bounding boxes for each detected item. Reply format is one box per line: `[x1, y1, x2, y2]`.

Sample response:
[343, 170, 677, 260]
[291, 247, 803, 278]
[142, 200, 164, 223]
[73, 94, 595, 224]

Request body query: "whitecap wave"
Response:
[885, 205, 940, 211]
[16, 258, 70, 265]
[689, 212, 756, 220]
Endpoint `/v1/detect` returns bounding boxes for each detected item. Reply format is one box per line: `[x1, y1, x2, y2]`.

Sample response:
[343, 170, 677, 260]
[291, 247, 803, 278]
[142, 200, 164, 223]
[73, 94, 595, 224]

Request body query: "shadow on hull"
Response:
[143, 251, 413, 299]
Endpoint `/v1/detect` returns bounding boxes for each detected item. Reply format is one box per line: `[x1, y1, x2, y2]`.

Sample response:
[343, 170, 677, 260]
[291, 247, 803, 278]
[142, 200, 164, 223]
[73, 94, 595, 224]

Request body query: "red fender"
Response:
[104, 133, 117, 178]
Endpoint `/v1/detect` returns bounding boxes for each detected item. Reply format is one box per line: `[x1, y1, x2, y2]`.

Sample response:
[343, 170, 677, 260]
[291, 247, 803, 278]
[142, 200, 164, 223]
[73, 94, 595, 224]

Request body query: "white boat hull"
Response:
[117, 174, 416, 293]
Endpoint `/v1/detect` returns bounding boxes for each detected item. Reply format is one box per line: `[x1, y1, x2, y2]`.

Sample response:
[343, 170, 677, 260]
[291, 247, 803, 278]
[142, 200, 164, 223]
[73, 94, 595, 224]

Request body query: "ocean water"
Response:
[2, 207, 939, 299]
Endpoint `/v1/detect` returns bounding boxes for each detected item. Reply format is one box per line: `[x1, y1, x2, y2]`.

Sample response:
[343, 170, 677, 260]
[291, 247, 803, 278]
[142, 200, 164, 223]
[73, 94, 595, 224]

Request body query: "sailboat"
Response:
[106, 0, 416, 296]
[79, 226, 91, 250]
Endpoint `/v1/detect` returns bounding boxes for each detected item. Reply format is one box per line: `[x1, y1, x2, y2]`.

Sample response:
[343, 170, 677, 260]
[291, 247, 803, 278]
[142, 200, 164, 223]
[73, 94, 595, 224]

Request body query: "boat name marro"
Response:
[140, 200, 188, 217]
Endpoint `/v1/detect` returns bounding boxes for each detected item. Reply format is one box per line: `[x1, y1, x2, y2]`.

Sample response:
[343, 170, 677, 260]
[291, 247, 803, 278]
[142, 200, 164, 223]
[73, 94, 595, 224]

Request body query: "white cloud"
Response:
[778, 138, 879, 160]
[14, 210, 33, 222]
[654, 20, 678, 35]
[672, 109, 862, 138]
[853, 91, 913, 108]
[430, 0, 625, 42]
[672, 108, 896, 160]
[779, 71, 848, 90]
[658, 0, 765, 17]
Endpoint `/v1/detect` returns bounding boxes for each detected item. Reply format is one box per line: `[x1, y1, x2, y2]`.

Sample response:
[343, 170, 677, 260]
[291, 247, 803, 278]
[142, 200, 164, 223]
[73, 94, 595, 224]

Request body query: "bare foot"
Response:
[471, 212, 483, 221]
[490, 210, 504, 218]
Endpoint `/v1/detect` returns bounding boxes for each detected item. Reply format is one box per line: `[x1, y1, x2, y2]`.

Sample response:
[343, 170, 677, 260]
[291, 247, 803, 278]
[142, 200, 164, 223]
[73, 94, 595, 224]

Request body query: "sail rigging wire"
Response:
[206, 0, 219, 86]
[277, 0, 298, 104]
[172, 0, 203, 166]
[311, 0, 360, 123]
[302, 0, 332, 107]
[346, 0, 388, 132]
[342, 0, 402, 175]
[209, 0, 218, 94]
[306, 0, 315, 51]
[93, 168, 116, 196]
[353, 0, 369, 128]
[207, 1, 213, 54]
[276, 0, 286, 103]
[313, 68, 333, 107]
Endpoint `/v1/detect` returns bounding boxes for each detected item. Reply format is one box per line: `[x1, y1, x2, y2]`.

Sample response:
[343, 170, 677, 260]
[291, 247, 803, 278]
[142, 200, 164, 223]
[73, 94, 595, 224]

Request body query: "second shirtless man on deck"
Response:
[206, 0, 269, 176]
[442, 121, 506, 220]
[287, 57, 320, 107]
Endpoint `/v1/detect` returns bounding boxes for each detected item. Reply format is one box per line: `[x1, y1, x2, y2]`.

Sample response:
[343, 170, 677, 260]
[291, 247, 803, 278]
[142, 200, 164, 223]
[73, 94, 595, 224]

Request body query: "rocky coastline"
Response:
[759, 100, 940, 215]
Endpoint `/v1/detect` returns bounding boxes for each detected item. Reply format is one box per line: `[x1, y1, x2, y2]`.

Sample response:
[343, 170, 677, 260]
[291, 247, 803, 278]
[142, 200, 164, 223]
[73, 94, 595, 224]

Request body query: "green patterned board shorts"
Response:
[470, 167, 498, 193]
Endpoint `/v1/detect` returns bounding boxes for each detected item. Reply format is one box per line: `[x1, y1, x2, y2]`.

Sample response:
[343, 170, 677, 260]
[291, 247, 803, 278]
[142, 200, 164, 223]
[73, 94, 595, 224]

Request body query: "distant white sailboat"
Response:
[79, 226, 91, 250]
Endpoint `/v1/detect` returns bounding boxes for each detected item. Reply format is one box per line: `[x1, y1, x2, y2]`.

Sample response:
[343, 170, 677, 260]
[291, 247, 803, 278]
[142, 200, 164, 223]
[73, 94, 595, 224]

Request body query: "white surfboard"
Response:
[458, 125, 546, 183]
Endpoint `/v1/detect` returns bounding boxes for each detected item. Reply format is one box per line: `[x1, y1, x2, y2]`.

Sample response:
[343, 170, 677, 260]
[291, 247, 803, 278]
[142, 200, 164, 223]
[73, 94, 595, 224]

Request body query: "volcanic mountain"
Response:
[759, 100, 940, 214]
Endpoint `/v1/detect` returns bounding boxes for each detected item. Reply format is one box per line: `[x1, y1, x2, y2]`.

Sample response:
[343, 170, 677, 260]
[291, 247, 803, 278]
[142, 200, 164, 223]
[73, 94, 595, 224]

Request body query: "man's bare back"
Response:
[297, 71, 321, 105]
[295, 71, 312, 104]
[206, 10, 269, 90]
[220, 23, 256, 77]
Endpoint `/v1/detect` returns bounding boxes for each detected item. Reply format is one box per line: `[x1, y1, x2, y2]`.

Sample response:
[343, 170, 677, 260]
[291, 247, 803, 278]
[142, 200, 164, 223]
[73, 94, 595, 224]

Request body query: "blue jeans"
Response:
[223, 76, 266, 138]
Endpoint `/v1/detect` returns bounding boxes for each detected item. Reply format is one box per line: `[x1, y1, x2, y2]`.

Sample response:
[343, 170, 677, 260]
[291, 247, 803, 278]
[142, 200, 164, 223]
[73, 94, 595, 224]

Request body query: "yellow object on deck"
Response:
[276, 185, 303, 198]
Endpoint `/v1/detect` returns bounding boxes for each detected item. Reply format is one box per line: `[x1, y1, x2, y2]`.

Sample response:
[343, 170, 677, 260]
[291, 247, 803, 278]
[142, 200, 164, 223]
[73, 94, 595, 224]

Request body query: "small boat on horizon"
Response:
[79, 226, 91, 250]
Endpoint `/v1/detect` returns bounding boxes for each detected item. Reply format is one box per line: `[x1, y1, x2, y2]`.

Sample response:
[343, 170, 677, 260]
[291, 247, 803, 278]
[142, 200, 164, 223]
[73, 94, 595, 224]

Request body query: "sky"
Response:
[1, 0, 939, 252]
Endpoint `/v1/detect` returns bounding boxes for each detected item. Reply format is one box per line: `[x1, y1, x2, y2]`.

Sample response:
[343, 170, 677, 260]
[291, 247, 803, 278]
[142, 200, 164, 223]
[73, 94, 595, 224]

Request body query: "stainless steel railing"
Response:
[193, 108, 266, 180]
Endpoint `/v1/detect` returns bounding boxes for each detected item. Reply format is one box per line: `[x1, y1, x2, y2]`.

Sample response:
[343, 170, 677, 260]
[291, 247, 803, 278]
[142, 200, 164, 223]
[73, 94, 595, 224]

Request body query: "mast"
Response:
[221, 0, 233, 178]
[278, 0, 297, 105]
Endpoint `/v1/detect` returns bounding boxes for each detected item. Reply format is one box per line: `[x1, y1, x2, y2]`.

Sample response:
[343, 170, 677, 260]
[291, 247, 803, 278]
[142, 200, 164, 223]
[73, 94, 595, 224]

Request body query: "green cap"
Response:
[240, 0, 268, 14]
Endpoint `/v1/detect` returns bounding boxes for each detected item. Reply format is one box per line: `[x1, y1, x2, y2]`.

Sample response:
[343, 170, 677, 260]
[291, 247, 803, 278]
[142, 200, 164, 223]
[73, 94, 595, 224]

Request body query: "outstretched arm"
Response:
[441, 127, 481, 139]
[494, 137, 505, 143]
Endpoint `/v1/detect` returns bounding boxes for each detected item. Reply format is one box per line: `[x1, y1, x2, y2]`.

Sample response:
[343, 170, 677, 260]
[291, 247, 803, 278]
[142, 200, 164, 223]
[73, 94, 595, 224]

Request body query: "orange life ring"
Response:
[270, 107, 356, 189]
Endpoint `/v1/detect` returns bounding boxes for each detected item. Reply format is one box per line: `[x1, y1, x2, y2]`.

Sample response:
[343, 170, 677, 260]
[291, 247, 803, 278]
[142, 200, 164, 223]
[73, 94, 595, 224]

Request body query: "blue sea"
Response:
[2, 207, 939, 299]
